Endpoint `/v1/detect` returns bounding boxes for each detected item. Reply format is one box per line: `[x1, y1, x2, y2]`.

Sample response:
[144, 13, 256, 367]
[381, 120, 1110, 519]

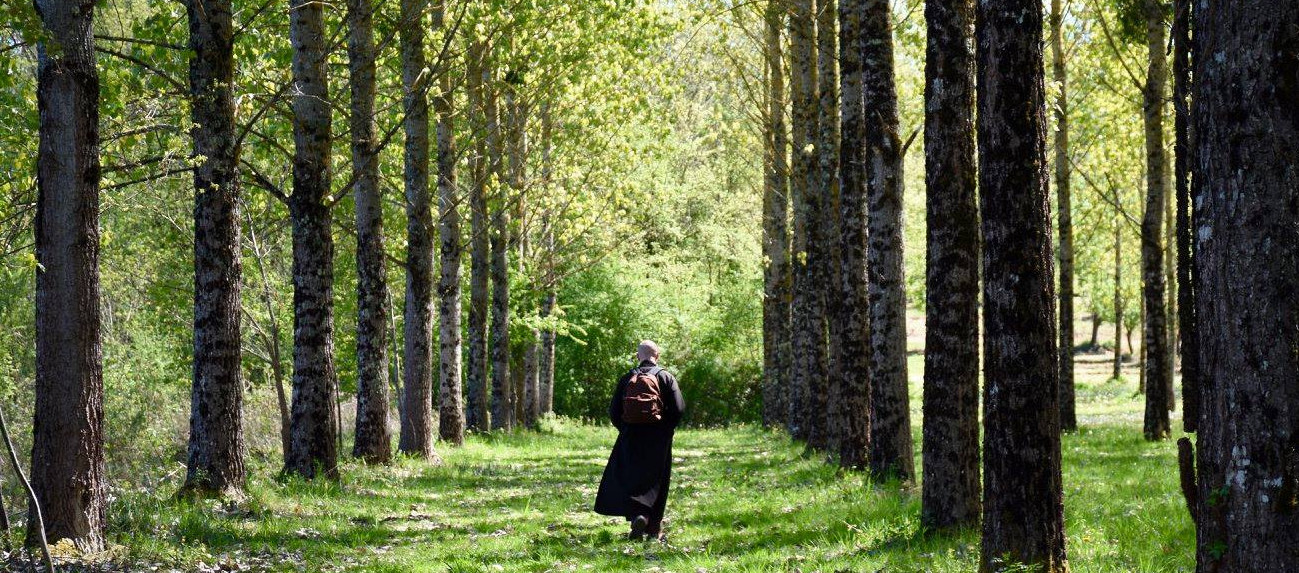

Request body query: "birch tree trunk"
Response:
[804, 0, 836, 452]
[284, 0, 339, 480]
[488, 64, 513, 431]
[1192, 3, 1299, 569]
[397, 0, 436, 458]
[184, 0, 247, 494]
[1050, 0, 1077, 433]
[831, 0, 870, 470]
[1172, 0, 1197, 433]
[862, 0, 913, 481]
[31, 0, 107, 548]
[1140, 0, 1172, 442]
[466, 40, 491, 432]
[762, 0, 791, 429]
[434, 0, 465, 446]
[976, 0, 1068, 569]
[785, 0, 819, 441]
[349, 0, 392, 464]
[921, 0, 979, 529]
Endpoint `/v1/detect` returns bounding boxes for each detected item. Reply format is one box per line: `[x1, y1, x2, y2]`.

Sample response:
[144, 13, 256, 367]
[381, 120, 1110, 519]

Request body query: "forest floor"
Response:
[35, 317, 1193, 572]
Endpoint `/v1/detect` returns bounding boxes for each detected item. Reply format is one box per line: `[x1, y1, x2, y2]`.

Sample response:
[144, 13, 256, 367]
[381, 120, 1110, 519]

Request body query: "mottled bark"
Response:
[1112, 206, 1124, 381]
[283, 0, 339, 480]
[1141, 0, 1172, 442]
[184, 0, 246, 495]
[862, 0, 913, 481]
[488, 65, 513, 431]
[786, 0, 820, 441]
[435, 1, 464, 446]
[398, 0, 436, 458]
[921, 0, 979, 529]
[762, 0, 792, 429]
[30, 0, 107, 549]
[1172, 0, 1197, 433]
[523, 332, 540, 428]
[349, 0, 392, 464]
[802, 0, 836, 453]
[539, 290, 557, 414]
[466, 40, 491, 432]
[1192, 2, 1299, 570]
[831, 0, 870, 470]
[1050, 0, 1076, 433]
[975, 0, 1068, 570]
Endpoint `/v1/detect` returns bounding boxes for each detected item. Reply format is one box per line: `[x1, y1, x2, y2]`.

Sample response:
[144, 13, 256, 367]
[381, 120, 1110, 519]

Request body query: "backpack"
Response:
[622, 366, 664, 424]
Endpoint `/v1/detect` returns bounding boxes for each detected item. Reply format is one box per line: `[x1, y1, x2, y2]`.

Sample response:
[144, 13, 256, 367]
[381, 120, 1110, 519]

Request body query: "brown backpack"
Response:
[622, 367, 664, 424]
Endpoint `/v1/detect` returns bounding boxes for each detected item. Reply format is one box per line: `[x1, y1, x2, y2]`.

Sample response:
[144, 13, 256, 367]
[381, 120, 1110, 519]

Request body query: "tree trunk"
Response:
[284, 0, 339, 480]
[1172, 0, 1197, 433]
[539, 290, 557, 414]
[397, 0, 436, 458]
[1192, 3, 1299, 570]
[862, 0, 913, 481]
[830, 0, 871, 470]
[786, 0, 820, 442]
[1089, 313, 1100, 349]
[30, 0, 107, 549]
[802, 0, 836, 453]
[434, 1, 464, 446]
[1140, 0, 1172, 442]
[921, 0, 979, 528]
[975, 0, 1068, 570]
[523, 333, 539, 428]
[1112, 207, 1124, 382]
[184, 0, 246, 495]
[488, 65, 513, 432]
[466, 40, 491, 432]
[762, 0, 791, 430]
[349, 0, 392, 465]
[1050, 0, 1076, 433]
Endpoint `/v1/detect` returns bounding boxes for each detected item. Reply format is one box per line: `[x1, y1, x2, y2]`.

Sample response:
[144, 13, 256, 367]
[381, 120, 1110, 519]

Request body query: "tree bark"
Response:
[466, 40, 491, 432]
[1050, 0, 1076, 433]
[803, 0, 836, 453]
[1112, 204, 1124, 382]
[488, 63, 513, 432]
[397, 0, 436, 458]
[1172, 0, 1197, 433]
[1192, 2, 1299, 569]
[31, 0, 107, 549]
[762, 0, 792, 430]
[862, 0, 913, 481]
[786, 0, 820, 442]
[921, 0, 979, 529]
[434, 1, 464, 446]
[1140, 0, 1172, 442]
[539, 290, 557, 414]
[283, 0, 339, 480]
[975, 0, 1068, 570]
[349, 0, 392, 464]
[831, 0, 870, 470]
[184, 0, 246, 495]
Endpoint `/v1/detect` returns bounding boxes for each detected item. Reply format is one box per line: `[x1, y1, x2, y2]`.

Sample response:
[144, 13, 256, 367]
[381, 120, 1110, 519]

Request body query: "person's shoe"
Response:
[628, 515, 648, 540]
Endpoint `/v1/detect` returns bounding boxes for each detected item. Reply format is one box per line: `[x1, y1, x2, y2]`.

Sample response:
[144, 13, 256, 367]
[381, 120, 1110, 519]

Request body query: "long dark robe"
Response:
[593, 360, 685, 528]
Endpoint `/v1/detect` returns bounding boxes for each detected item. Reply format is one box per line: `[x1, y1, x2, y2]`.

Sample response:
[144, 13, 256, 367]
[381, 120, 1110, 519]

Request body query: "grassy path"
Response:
[111, 408, 1192, 572]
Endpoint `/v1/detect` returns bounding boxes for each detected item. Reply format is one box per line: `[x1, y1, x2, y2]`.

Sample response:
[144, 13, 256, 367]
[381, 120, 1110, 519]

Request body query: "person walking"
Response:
[594, 340, 686, 541]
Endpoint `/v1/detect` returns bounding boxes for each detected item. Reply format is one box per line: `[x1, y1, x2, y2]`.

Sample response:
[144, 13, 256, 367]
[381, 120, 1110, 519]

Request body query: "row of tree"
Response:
[758, 0, 1297, 570]
[20, 0, 664, 552]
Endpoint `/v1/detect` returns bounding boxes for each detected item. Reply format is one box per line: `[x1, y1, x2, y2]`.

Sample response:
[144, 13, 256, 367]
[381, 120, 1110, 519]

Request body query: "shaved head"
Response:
[636, 340, 661, 362]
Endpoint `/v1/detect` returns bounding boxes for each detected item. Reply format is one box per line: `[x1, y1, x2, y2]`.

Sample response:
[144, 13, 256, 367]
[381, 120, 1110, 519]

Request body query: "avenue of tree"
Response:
[0, 0, 1296, 570]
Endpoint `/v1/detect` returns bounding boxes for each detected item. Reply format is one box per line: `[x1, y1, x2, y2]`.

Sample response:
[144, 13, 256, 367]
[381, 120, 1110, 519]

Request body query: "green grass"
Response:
[98, 400, 1192, 572]
[65, 316, 1191, 571]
